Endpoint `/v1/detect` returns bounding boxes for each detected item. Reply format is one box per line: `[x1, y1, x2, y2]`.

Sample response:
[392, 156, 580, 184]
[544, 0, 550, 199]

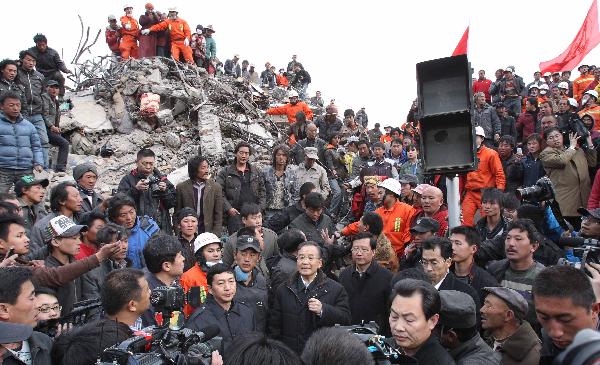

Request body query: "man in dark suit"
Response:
[421, 237, 481, 324]
[175, 155, 223, 235]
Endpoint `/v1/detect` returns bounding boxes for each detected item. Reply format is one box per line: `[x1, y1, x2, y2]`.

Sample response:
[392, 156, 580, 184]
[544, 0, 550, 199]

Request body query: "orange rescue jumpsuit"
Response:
[371, 200, 416, 257]
[461, 145, 506, 226]
[180, 264, 208, 317]
[119, 15, 140, 59]
[266, 101, 314, 123]
[573, 74, 595, 102]
[149, 18, 194, 64]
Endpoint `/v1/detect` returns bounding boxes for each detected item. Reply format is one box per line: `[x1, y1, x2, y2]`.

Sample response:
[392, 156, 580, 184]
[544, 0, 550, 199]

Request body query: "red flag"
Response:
[452, 26, 469, 56]
[540, 0, 600, 73]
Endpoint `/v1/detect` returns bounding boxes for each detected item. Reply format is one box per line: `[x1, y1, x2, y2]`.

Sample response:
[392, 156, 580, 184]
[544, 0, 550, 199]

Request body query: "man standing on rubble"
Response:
[138, 3, 159, 58]
[42, 80, 69, 173]
[27, 34, 72, 97]
[120, 5, 140, 59]
[105, 15, 121, 58]
[118, 148, 176, 234]
[216, 142, 266, 235]
[266, 90, 313, 123]
[142, 7, 194, 65]
[17, 49, 50, 170]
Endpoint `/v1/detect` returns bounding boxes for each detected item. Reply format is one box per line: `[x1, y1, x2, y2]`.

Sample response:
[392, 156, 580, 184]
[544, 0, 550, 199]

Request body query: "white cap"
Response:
[528, 84, 540, 90]
[168, 7, 178, 12]
[48, 215, 87, 239]
[558, 82, 569, 90]
[539, 84, 549, 90]
[475, 126, 486, 137]
[543, 72, 552, 77]
[288, 90, 299, 98]
[123, 4, 132, 10]
[193, 232, 222, 254]
[585, 90, 599, 99]
[377, 178, 402, 196]
[505, 66, 515, 73]
[568, 98, 579, 108]
[108, 15, 117, 21]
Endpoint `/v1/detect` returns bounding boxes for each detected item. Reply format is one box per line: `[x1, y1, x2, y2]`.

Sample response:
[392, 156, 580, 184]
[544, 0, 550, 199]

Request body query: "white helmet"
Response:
[568, 98, 579, 108]
[193, 232, 222, 254]
[123, 4, 132, 10]
[168, 7, 178, 12]
[585, 90, 599, 99]
[288, 90, 299, 98]
[558, 82, 569, 90]
[528, 84, 540, 90]
[539, 84, 549, 90]
[377, 178, 402, 196]
[475, 126, 486, 137]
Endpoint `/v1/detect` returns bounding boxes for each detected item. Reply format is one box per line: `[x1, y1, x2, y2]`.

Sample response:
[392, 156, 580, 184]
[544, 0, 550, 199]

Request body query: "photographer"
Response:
[578, 208, 600, 239]
[532, 265, 599, 363]
[52, 269, 151, 365]
[118, 148, 176, 234]
[141, 234, 185, 327]
[540, 128, 596, 230]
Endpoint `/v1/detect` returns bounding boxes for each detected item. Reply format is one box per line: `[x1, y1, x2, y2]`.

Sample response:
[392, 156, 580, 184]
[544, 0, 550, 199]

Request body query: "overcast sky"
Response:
[2, 0, 600, 126]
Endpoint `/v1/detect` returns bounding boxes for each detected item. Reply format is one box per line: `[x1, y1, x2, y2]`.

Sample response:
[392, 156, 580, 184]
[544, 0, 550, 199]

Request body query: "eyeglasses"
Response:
[297, 255, 320, 262]
[351, 247, 372, 254]
[37, 305, 61, 314]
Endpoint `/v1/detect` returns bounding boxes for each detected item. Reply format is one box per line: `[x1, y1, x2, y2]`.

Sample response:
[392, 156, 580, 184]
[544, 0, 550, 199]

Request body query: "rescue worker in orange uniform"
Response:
[266, 89, 313, 123]
[142, 7, 194, 64]
[573, 64, 595, 102]
[180, 232, 224, 317]
[461, 126, 506, 227]
[120, 5, 140, 59]
[578, 90, 600, 130]
[372, 178, 416, 257]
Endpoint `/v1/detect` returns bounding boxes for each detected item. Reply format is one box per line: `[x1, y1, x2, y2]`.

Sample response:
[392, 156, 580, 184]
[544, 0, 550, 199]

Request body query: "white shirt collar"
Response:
[434, 271, 449, 290]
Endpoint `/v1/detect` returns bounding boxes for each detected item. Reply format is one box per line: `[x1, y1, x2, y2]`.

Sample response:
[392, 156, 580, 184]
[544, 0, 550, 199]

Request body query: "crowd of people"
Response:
[3, 9, 600, 364]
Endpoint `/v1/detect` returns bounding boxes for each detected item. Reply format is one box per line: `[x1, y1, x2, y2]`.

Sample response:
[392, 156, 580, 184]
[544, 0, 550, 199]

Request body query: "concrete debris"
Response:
[54, 57, 293, 194]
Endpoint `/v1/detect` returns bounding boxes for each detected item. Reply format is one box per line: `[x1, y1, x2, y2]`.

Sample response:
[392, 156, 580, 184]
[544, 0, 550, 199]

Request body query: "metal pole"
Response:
[446, 174, 461, 229]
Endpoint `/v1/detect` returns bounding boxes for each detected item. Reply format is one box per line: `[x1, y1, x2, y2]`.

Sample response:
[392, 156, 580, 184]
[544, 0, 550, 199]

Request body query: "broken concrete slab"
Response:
[61, 93, 112, 132]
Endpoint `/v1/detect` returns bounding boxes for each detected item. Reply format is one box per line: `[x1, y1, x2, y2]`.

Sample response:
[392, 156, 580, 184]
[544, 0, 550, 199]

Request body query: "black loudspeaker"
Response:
[416, 54, 476, 174]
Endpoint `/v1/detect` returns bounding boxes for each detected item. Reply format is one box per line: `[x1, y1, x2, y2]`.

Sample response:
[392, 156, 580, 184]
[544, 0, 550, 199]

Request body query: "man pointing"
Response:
[142, 7, 194, 64]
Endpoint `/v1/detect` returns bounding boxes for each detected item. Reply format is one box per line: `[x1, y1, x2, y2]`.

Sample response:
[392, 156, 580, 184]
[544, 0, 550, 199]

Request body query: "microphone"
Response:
[557, 237, 600, 248]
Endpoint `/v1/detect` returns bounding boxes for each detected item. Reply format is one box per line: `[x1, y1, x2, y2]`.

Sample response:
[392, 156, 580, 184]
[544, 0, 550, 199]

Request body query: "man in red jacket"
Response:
[473, 70, 492, 103]
[516, 97, 539, 144]
[461, 126, 506, 227]
[105, 15, 121, 57]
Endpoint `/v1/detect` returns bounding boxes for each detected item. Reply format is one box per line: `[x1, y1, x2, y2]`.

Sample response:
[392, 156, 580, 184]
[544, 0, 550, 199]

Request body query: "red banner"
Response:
[452, 26, 469, 56]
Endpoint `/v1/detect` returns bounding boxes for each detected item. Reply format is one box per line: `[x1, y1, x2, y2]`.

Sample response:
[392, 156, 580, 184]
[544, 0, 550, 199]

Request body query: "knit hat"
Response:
[73, 163, 98, 181]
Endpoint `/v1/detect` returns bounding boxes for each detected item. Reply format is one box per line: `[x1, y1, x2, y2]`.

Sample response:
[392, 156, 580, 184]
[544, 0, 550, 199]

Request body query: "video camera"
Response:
[98, 286, 221, 365]
[335, 322, 412, 365]
[36, 298, 103, 338]
[560, 115, 591, 149]
[558, 237, 600, 275]
[145, 174, 167, 198]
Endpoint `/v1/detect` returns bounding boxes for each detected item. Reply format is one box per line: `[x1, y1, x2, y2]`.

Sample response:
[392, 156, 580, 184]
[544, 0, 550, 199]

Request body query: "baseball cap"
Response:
[504, 66, 515, 73]
[0, 322, 33, 344]
[578, 207, 600, 220]
[14, 175, 49, 195]
[46, 80, 60, 87]
[398, 174, 418, 186]
[483, 287, 528, 320]
[108, 15, 117, 21]
[558, 82, 569, 90]
[439, 290, 477, 329]
[304, 147, 319, 160]
[410, 217, 441, 233]
[193, 232, 221, 254]
[236, 235, 261, 253]
[48, 215, 88, 239]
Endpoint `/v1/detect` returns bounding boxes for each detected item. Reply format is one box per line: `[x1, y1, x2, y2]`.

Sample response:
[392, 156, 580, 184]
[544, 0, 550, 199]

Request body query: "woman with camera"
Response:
[540, 128, 597, 230]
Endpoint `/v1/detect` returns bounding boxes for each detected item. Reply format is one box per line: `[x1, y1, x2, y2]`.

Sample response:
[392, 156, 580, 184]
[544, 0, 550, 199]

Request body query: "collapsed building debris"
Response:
[55, 56, 294, 194]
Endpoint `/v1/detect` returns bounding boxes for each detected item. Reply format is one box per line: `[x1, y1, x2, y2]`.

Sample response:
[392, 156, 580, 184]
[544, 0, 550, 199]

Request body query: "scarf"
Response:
[77, 183, 94, 196]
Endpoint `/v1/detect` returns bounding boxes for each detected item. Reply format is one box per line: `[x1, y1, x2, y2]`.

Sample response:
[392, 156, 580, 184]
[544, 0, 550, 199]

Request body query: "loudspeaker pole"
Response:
[446, 174, 461, 229]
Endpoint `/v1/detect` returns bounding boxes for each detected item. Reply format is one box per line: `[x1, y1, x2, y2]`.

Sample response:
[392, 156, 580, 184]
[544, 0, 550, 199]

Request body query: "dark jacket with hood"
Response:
[233, 266, 269, 332]
[117, 167, 176, 234]
[216, 163, 267, 212]
[268, 270, 351, 353]
[44, 255, 83, 315]
[16, 66, 45, 116]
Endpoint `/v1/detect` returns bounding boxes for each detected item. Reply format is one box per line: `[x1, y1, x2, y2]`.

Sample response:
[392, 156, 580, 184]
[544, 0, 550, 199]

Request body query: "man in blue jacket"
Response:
[0, 91, 43, 193]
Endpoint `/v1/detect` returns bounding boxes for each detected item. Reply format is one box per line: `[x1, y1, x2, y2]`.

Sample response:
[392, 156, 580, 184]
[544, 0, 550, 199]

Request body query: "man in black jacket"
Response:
[450, 225, 498, 305]
[185, 263, 256, 351]
[51, 269, 150, 365]
[421, 237, 481, 320]
[0, 268, 53, 365]
[27, 34, 72, 97]
[389, 278, 456, 364]
[118, 148, 176, 234]
[268, 241, 351, 353]
[339, 233, 392, 335]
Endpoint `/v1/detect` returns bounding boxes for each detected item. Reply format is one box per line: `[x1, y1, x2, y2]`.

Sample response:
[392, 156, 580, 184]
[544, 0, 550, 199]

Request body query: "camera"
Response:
[151, 285, 186, 317]
[335, 322, 409, 365]
[146, 174, 165, 197]
[558, 237, 600, 275]
[516, 176, 554, 203]
[561, 116, 591, 148]
[36, 298, 102, 338]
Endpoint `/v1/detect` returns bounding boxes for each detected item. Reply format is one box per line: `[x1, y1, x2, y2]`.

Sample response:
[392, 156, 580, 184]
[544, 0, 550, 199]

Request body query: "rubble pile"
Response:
[56, 57, 289, 193]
